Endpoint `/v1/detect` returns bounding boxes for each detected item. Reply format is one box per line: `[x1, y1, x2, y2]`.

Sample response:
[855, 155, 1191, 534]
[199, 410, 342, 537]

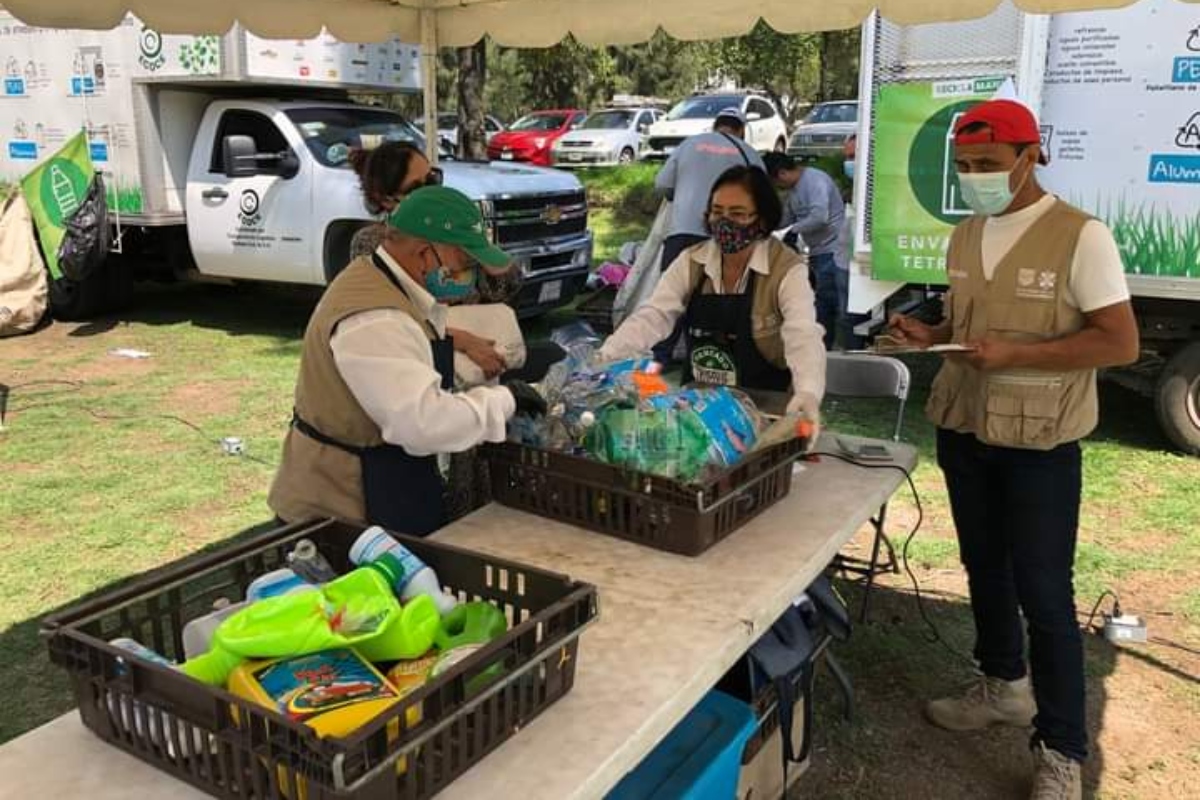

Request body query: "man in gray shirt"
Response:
[655, 108, 765, 271]
[764, 152, 847, 349]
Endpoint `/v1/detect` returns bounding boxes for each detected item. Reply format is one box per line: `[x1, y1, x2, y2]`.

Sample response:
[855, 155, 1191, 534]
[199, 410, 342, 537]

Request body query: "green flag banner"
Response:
[21, 131, 94, 281]
[870, 78, 1004, 283]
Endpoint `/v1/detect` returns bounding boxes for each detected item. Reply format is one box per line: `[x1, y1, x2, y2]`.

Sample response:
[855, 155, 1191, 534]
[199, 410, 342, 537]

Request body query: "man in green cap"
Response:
[269, 185, 546, 535]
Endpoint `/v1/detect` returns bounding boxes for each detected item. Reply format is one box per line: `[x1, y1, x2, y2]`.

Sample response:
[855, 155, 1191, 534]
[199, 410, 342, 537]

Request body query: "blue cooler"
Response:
[607, 690, 758, 800]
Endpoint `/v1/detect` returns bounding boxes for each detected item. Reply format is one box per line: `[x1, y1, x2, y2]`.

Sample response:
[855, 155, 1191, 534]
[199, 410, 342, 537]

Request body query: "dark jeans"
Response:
[810, 252, 840, 350]
[937, 428, 1087, 762]
[653, 233, 709, 364]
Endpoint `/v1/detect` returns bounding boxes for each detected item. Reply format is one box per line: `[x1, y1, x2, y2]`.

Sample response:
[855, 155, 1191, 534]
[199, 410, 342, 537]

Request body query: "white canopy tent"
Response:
[3, 0, 1171, 159]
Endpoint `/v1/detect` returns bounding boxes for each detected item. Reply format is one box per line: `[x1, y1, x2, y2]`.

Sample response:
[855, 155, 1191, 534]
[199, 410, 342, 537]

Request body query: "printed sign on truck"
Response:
[1039, 0, 1200, 278]
[869, 78, 1003, 283]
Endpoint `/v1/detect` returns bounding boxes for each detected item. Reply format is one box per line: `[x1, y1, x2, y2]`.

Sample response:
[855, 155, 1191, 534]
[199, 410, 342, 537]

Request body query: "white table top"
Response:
[0, 436, 916, 800]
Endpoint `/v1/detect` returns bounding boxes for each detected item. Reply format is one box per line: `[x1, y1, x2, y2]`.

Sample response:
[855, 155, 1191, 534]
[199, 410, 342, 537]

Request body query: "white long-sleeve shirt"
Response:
[599, 239, 826, 410]
[329, 248, 515, 456]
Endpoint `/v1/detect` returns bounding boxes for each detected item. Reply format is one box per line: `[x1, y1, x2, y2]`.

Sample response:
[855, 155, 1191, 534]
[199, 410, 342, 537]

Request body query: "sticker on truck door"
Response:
[226, 188, 279, 250]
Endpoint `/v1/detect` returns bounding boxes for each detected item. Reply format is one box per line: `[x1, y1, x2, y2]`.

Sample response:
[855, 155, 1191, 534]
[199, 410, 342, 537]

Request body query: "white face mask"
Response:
[956, 162, 1029, 216]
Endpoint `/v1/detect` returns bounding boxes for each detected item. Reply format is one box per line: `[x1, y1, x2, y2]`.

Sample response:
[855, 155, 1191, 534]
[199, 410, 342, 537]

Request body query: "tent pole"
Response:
[419, 6, 439, 165]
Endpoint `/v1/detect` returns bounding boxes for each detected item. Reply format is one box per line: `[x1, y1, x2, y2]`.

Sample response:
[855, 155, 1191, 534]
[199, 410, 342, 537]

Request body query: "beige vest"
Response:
[926, 200, 1099, 450]
[687, 237, 800, 369]
[268, 255, 434, 523]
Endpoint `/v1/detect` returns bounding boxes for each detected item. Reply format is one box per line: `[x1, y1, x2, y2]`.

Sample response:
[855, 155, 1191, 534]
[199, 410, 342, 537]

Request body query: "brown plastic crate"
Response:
[574, 286, 617, 334]
[482, 437, 806, 556]
[42, 519, 598, 800]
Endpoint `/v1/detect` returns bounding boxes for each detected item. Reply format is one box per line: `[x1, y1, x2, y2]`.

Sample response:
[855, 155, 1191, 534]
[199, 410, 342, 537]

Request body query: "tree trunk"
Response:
[818, 32, 831, 102]
[457, 40, 488, 160]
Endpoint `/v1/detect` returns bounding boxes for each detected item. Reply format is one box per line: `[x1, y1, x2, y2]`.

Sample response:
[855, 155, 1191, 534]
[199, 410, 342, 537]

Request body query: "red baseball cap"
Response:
[954, 99, 1048, 164]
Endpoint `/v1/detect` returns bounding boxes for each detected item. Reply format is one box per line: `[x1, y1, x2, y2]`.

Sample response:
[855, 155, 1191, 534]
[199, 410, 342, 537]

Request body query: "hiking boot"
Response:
[1030, 743, 1082, 800]
[925, 674, 1035, 731]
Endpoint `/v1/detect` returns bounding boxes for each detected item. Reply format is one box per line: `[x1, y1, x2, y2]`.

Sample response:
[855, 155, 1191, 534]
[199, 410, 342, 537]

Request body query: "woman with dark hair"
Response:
[348, 142, 520, 306]
[598, 165, 826, 419]
[348, 141, 443, 259]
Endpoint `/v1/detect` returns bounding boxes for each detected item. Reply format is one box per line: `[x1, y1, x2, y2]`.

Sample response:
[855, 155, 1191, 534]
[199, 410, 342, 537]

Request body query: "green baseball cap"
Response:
[386, 185, 510, 271]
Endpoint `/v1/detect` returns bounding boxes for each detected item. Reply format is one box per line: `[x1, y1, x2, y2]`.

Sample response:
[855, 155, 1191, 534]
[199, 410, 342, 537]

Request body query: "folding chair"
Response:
[824, 353, 911, 621]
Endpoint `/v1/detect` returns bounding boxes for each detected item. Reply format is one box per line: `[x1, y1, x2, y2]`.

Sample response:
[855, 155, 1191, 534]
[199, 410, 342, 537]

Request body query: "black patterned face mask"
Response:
[709, 216, 761, 255]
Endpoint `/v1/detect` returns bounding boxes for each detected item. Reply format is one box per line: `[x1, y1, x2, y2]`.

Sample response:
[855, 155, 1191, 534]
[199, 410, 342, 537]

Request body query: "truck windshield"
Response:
[803, 103, 858, 124]
[286, 107, 445, 167]
[665, 95, 742, 121]
[581, 111, 634, 130]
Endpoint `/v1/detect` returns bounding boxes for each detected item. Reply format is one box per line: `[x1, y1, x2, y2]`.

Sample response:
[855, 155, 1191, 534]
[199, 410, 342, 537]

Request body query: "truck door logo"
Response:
[139, 28, 165, 72]
[1187, 26, 1200, 52]
[239, 189, 262, 224]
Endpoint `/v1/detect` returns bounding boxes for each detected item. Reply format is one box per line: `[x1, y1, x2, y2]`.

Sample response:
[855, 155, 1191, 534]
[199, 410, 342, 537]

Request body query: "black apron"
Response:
[292, 254, 454, 537]
[682, 270, 791, 392]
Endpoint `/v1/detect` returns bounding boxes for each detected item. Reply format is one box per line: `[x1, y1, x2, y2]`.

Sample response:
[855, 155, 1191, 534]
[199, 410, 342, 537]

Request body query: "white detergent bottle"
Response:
[349, 526, 457, 615]
[181, 598, 249, 659]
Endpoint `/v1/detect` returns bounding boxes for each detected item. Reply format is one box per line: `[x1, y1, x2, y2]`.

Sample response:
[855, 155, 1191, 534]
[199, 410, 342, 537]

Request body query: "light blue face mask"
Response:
[956, 161, 1030, 216]
[843, 160, 855, 181]
[424, 247, 478, 302]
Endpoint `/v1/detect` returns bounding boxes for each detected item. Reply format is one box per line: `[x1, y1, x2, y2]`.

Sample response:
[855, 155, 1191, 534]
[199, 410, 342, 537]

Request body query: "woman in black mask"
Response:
[599, 165, 826, 420]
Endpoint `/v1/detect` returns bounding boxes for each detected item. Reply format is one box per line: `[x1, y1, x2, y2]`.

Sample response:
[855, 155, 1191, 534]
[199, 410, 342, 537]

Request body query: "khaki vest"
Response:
[926, 200, 1099, 450]
[687, 238, 800, 369]
[268, 255, 434, 523]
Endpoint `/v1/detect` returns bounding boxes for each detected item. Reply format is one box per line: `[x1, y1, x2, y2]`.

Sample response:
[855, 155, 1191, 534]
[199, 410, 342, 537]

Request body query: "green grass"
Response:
[1087, 195, 1200, 278]
[4, 173, 1200, 796]
[105, 183, 145, 214]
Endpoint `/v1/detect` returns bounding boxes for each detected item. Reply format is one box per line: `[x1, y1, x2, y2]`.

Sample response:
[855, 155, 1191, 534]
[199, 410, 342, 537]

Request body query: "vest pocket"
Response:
[987, 301, 1055, 340]
[984, 393, 1060, 449]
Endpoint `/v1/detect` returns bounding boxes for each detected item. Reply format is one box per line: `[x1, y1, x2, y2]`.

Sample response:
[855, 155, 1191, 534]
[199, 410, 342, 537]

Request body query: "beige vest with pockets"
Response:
[686, 237, 801, 370]
[268, 255, 435, 524]
[926, 200, 1099, 450]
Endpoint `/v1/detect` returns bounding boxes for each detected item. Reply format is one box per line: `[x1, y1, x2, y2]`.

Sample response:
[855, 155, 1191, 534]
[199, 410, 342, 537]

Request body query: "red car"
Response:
[487, 110, 586, 166]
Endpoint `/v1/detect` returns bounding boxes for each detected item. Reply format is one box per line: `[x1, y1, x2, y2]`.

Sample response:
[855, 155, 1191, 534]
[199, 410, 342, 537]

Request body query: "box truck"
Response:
[848, 0, 1200, 454]
[0, 11, 593, 318]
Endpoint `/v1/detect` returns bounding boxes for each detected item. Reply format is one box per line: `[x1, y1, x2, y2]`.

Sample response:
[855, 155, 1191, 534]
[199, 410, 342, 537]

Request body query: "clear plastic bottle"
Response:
[287, 539, 337, 584]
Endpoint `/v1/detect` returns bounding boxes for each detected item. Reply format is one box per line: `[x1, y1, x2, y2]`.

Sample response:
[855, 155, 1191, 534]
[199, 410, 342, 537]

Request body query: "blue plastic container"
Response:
[607, 690, 758, 800]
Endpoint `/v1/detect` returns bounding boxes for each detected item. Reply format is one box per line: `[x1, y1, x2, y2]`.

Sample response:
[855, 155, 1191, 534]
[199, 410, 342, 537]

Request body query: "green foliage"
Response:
[698, 22, 821, 122]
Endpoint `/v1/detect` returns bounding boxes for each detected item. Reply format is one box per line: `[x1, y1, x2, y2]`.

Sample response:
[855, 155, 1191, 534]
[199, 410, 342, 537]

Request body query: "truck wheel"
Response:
[618, 147, 635, 165]
[48, 272, 104, 321]
[1155, 341, 1200, 456]
[102, 252, 135, 312]
[47, 256, 132, 321]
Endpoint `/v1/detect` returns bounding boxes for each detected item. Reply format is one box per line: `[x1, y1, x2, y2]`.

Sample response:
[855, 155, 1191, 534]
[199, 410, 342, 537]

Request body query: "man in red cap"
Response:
[889, 99, 1139, 799]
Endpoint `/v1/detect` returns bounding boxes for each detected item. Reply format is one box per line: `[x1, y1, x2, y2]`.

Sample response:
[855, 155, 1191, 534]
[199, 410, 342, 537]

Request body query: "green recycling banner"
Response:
[870, 78, 1004, 283]
[21, 131, 94, 281]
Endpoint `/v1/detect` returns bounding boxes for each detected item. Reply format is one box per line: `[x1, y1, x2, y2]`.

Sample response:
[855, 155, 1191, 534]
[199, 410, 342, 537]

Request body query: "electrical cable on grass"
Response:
[1081, 589, 1121, 634]
[809, 451, 975, 667]
[3, 389, 278, 468]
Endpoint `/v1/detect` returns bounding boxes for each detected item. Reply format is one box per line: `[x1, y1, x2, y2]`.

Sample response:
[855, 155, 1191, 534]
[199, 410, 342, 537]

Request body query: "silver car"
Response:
[551, 107, 662, 167]
[787, 101, 859, 161]
[418, 112, 506, 150]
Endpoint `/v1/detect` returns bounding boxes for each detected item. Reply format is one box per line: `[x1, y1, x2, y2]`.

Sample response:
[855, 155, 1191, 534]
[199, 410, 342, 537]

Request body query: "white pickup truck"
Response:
[0, 12, 592, 318]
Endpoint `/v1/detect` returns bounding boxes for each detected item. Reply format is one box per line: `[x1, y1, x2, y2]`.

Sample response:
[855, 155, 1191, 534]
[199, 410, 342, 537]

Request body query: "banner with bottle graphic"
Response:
[20, 130, 93, 280]
[1038, 0, 1199, 279]
[869, 77, 1004, 283]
